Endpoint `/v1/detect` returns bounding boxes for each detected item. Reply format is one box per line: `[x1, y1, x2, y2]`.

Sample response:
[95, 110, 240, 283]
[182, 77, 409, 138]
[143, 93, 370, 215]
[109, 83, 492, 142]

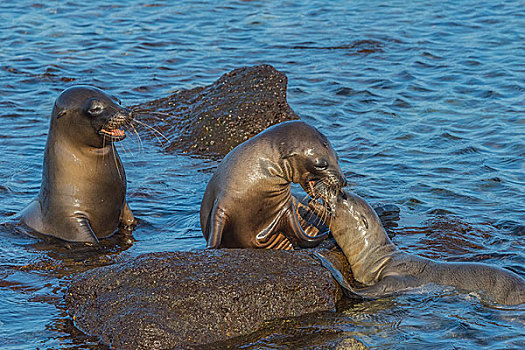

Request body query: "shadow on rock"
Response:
[131, 64, 299, 158]
[207, 307, 367, 350]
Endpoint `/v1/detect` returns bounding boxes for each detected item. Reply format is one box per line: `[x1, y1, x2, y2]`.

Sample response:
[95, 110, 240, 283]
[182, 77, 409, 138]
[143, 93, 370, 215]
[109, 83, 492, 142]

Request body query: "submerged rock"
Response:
[66, 247, 358, 349]
[132, 64, 300, 158]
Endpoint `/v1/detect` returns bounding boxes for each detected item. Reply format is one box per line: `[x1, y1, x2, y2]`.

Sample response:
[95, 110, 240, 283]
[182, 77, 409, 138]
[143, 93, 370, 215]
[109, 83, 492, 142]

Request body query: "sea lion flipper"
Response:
[287, 197, 328, 248]
[119, 202, 136, 230]
[310, 252, 368, 299]
[19, 199, 45, 232]
[312, 252, 403, 299]
[205, 200, 227, 249]
[67, 215, 99, 244]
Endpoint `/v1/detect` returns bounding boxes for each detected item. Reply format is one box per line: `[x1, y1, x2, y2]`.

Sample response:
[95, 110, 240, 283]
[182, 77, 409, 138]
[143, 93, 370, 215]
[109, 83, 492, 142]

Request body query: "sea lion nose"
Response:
[335, 172, 347, 187]
[116, 107, 133, 123]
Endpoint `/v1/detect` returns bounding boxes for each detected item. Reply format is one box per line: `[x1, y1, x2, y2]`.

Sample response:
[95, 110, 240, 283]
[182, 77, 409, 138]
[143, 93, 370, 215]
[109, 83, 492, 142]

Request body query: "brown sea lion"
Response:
[311, 190, 525, 305]
[19, 86, 135, 243]
[200, 121, 346, 249]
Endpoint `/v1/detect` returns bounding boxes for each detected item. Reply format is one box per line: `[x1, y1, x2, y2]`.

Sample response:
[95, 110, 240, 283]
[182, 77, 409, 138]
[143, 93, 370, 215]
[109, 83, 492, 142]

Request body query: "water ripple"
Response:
[0, 0, 523, 348]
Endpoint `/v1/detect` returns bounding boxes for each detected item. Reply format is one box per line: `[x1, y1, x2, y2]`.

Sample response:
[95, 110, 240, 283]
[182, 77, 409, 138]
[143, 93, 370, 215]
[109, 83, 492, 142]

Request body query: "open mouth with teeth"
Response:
[99, 125, 126, 141]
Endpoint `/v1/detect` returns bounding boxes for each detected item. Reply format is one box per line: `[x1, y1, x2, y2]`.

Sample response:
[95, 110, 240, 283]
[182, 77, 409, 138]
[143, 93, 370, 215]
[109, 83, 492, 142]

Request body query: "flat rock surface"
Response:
[132, 64, 299, 158]
[66, 246, 356, 349]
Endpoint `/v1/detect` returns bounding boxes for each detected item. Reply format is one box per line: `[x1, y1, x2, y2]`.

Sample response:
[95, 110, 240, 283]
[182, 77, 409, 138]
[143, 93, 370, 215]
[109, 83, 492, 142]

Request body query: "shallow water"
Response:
[0, 0, 523, 349]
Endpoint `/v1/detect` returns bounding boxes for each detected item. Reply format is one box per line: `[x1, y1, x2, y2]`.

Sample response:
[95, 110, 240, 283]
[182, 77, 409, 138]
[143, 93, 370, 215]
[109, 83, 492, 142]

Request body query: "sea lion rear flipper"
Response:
[205, 200, 227, 249]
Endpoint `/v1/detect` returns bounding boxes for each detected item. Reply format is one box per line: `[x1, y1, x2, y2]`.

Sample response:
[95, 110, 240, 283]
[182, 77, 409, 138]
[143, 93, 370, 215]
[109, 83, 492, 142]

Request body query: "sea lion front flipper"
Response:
[204, 200, 227, 249]
[64, 215, 99, 244]
[310, 252, 368, 299]
[119, 202, 136, 230]
[287, 197, 328, 248]
[19, 199, 45, 233]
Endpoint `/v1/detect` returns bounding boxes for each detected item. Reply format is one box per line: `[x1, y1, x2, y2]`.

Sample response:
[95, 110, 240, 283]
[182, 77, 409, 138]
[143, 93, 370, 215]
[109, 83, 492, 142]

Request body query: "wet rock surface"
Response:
[132, 64, 300, 158]
[66, 245, 360, 349]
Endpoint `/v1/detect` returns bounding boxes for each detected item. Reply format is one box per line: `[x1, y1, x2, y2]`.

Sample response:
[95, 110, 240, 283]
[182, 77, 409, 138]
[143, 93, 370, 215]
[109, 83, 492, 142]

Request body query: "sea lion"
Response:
[310, 190, 525, 305]
[200, 120, 346, 249]
[19, 86, 136, 243]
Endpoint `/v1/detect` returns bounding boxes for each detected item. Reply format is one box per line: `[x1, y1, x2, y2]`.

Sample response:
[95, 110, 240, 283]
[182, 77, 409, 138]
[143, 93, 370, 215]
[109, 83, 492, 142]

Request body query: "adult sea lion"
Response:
[311, 190, 525, 305]
[19, 86, 135, 243]
[200, 121, 346, 249]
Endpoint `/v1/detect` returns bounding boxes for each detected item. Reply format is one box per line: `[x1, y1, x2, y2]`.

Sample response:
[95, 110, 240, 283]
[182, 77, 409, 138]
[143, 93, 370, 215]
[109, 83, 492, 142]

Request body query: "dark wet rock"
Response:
[419, 216, 488, 258]
[66, 246, 360, 349]
[394, 215, 494, 261]
[494, 220, 525, 236]
[132, 64, 300, 158]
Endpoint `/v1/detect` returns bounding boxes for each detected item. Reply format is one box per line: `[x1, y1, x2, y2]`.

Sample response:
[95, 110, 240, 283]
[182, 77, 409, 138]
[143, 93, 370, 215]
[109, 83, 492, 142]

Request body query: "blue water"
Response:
[0, 1, 523, 348]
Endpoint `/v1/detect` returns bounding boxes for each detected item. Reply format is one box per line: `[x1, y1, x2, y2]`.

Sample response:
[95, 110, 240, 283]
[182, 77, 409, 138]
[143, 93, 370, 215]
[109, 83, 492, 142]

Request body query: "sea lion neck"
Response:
[48, 127, 115, 157]
[252, 136, 296, 185]
[332, 193, 397, 284]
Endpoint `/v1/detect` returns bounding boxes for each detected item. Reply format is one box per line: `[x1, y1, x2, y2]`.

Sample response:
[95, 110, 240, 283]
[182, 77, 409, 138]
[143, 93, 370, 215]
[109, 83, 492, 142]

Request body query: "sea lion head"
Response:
[52, 86, 133, 148]
[274, 121, 347, 201]
[309, 189, 383, 239]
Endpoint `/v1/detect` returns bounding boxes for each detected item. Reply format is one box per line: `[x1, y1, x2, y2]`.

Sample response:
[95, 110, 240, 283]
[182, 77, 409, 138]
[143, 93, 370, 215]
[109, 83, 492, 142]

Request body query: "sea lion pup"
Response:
[19, 86, 136, 244]
[310, 190, 525, 305]
[200, 121, 346, 249]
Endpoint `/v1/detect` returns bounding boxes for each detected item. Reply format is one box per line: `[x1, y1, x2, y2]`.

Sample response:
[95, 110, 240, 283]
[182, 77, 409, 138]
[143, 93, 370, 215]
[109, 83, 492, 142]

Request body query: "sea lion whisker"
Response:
[129, 124, 144, 153]
[131, 109, 173, 118]
[298, 192, 325, 227]
[130, 120, 165, 147]
[131, 119, 169, 145]
[312, 183, 329, 203]
[314, 197, 329, 227]
[111, 142, 123, 180]
[303, 193, 328, 228]
[308, 184, 338, 228]
[122, 124, 143, 154]
[117, 138, 135, 160]
[301, 192, 312, 207]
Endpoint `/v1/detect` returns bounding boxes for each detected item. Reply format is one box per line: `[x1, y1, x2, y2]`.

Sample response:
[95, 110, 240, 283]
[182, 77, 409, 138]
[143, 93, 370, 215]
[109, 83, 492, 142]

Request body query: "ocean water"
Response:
[0, 0, 523, 348]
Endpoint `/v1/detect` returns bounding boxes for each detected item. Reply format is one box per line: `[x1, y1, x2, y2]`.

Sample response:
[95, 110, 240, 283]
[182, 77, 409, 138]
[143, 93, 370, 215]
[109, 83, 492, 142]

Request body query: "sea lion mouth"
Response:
[98, 111, 132, 142]
[304, 179, 339, 214]
[99, 125, 126, 141]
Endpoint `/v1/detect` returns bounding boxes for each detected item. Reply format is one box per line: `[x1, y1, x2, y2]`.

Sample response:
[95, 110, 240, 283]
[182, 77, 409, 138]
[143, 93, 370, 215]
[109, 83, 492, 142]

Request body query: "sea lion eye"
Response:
[112, 95, 122, 105]
[314, 159, 329, 170]
[85, 99, 104, 117]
